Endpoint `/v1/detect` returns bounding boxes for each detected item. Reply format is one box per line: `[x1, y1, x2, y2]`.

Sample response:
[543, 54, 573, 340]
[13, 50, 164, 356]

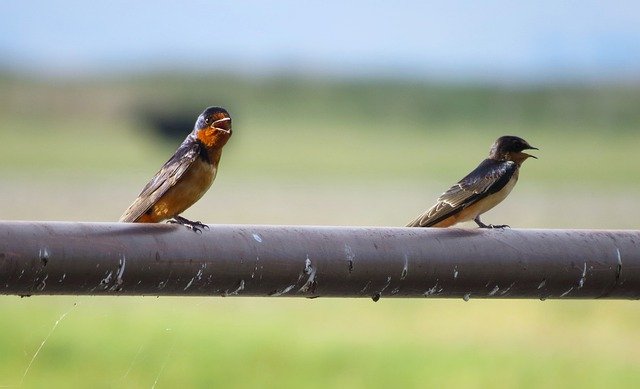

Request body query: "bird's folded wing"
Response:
[119, 139, 200, 222]
[407, 159, 516, 227]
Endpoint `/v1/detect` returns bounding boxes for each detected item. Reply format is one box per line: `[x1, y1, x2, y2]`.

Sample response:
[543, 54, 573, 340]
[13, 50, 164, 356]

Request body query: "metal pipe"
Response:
[0, 221, 638, 300]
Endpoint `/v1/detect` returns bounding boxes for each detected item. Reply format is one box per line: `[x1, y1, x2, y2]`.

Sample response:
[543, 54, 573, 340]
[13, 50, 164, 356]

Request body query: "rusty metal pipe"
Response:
[0, 221, 638, 300]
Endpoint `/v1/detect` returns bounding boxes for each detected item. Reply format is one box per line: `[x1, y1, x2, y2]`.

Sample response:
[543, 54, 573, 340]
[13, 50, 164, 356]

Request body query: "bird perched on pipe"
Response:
[407, 135, 537, 228]
[120, 106, 232, 232]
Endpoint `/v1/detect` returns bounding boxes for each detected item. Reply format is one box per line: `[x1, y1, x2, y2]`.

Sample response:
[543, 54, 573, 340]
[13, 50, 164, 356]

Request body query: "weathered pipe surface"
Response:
[0, 221, 638, 300]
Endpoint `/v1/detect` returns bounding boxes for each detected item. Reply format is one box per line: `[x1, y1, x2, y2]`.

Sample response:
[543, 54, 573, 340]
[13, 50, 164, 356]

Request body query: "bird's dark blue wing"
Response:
[407, 159, 517, 227]
[120, 135, 201, 222]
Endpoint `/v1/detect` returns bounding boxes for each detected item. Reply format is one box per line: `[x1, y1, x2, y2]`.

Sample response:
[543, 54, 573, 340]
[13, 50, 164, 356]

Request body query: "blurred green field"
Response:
[0, 74, 639, 388]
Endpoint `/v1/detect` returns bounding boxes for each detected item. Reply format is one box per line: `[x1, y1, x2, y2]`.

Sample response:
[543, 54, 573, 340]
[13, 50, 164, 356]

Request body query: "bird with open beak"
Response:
[120, 106, 232, 232]
[407, 135, 538, 228]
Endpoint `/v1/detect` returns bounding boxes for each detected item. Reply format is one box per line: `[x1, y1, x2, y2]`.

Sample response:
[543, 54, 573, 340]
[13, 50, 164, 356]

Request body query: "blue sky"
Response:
[1, 0, 639, 82]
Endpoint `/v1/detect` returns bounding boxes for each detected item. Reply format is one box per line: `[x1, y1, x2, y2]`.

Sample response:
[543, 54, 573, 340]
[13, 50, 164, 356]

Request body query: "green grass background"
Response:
[0, 74, 639, 388]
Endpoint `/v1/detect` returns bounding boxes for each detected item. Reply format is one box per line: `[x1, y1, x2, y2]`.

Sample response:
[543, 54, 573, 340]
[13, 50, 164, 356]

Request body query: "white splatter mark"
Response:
[36, 275, 48, 291]
[616, 248, 622, 266]
[463, 293, 471, 301]
[38, 247, 50, 261]
[578, 262, 587, 288]
[270, 284, 296, 296]
[344, 244, 355, 261]
[537, 279, 546, 289]
[344, 243, 356, 271]
[58, 273, 66, 283]
[380, 276, 392, 293]
[423, 279, 444, 297]
[157, 271, 173, 290]
[225, 280, 245, 296]
[372, 277, 393, 299]
[401, 255, 408, 280]
[453, 266, 459, 279]
[252, 257, 260, 279]
[560, 287, 573, 297]
[359, 280, 372, 294]
[252, 233, 262, 243]
[100, 271, 113, 288]
[488, 285, 499, 296]
[499, 282, 516, 296]
[423, 282, 439, 296]
[183, 277, 195, 291]
[298, 256, 317, 293]
[109, 254, 126, 291]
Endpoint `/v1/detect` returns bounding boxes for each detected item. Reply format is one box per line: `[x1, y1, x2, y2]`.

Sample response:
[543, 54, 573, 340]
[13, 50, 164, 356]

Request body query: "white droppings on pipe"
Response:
[270, 284, 296, 297]
[359, 280, 372, 294]
[183, 277, 195, 291]
[36, 275, 48, 291]
[616, 248, 622, 267]
[499, 281, 516, 296]
[560, 287, 573, 297]
[401, 255, 408, 280]
[100, 271, 113, 287]
[423, 282, 439, 296]
[225, 280, 245, 296]
[578, 262, 587, 288]
[382, 277, 392, 291]
[298, 256, 316, 293]
[115, 255, 126, 283]
[38, 247, 50, 260]
[344, 244, 355, 261]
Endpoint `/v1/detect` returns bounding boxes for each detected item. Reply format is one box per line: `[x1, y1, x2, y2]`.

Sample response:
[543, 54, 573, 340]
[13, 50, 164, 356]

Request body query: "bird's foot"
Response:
[484, 224, 510, 229]
[474, 216, 509, 229]
[167, 216, 209, 233]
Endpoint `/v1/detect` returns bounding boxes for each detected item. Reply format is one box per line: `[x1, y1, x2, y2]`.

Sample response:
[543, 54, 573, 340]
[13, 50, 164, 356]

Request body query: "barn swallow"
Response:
[120, 106, 232, 232]
[406, 135, 537, 228]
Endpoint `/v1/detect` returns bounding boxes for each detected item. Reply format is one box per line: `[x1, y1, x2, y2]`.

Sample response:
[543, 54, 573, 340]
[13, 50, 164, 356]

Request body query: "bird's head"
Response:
[194, 106, 232, 148]
[489, 135, 538, 164]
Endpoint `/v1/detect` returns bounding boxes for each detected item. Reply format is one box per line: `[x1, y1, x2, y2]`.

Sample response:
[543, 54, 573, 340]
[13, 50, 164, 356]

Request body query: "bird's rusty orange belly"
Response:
[137, 159, 217, 223]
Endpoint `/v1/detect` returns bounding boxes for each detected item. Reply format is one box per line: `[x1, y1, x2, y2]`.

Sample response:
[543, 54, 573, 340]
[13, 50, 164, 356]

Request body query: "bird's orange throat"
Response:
[196, 128, 231, 148]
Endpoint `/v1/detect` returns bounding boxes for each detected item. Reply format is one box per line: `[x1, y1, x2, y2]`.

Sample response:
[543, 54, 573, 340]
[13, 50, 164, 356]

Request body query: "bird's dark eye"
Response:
[205, 117, 211, 125]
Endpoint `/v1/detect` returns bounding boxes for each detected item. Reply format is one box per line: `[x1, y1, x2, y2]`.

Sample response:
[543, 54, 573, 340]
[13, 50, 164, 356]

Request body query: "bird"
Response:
[120, 106, 233, 232]
[406, 135, 537, 228]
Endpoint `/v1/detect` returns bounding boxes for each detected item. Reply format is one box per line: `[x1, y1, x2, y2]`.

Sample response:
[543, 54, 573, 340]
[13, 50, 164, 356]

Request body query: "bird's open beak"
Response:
[211, 117, 232, 133]
[522, 146, 538, 159]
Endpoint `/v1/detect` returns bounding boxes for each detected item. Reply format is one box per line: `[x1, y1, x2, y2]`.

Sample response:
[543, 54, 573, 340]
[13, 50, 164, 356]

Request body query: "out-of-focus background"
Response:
[1, 1, 639, 387]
